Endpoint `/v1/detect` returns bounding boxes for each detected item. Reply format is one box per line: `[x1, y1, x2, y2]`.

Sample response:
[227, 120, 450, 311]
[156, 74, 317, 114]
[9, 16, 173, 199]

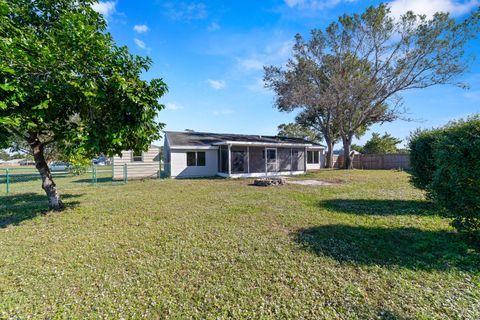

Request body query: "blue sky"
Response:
[93, 0, 480, 147]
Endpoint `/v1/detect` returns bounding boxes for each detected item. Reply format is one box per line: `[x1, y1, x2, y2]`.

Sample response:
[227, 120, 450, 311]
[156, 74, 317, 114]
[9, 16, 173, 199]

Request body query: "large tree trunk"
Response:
[325, 139, 334, 168]
[342, 135, 354, 170]
[30, 139, 64, 210]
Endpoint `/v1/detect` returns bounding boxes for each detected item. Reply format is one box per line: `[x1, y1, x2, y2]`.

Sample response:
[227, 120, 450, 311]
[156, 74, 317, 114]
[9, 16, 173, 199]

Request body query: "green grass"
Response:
[0, 170, 479, 319]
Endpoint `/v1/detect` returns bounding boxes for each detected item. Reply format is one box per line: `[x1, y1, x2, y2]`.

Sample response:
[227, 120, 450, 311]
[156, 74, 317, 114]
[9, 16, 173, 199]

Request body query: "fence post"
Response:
[91, 165, 97, 185]
[6, 168, 9, 195]
[159, 157, 162, 179]
[123, 164, 127, 184]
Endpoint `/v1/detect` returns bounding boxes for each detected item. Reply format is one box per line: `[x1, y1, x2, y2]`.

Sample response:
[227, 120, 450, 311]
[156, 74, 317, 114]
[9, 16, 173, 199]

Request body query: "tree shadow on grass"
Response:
[319, 199, 443, 216]
[293, 224, 480, 272]
[72, 176, 114, 184]
[0, 193, 81, 228]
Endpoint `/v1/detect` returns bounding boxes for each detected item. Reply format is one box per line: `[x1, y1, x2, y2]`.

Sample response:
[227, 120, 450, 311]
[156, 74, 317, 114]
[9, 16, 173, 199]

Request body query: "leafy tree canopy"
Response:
[277, 123, 321, 143]
[0, 0, 167, 209]
[265, 4, 479, 169]
[363, 132, 402, 154]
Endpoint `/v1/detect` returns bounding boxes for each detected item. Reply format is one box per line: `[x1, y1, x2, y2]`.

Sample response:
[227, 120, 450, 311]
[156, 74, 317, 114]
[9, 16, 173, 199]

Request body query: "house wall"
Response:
[170, 149, 218, 178]
[113, 146, 161, 180]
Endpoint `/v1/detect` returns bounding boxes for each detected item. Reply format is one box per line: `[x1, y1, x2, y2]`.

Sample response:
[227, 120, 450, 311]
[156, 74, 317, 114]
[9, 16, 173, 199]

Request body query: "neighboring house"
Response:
[112, 145, 161, 180]
[1, 159, 25, 166]
[164, 131, 325, 179]
[19, 159, 35, 166]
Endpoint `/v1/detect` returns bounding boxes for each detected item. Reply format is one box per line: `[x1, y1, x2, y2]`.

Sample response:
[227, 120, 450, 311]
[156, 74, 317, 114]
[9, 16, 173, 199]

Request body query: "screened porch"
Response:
[217, 145, 306, 177]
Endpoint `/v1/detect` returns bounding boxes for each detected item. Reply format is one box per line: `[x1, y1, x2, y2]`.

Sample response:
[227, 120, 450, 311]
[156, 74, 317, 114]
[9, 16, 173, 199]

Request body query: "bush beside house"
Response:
[409, 116, 480, 234]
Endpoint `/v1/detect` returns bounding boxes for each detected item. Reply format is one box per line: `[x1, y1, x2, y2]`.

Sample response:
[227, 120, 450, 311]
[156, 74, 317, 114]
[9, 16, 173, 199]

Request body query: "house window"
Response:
[132, 151, 143, 162]
[197, 152, 206, 166]
[187, 152, 206, 167]
[307, 151, 319, 164]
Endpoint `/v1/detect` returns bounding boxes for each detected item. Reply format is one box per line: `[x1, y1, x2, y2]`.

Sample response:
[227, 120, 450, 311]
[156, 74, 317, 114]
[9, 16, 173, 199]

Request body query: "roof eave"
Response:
[169, 145, 219, 150]
[213, 141, 315, 147]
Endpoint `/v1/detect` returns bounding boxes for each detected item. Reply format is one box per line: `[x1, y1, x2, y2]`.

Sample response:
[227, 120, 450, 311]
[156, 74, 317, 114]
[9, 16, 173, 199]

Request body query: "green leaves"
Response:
[409, 116, 480, 234]
[363, 132, 402, 154]
[32, 100, 49, 110]
[1, 0, 167, 159]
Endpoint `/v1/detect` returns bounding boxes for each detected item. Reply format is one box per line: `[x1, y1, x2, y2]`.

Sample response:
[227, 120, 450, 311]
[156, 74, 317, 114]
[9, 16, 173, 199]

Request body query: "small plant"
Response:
[68, 154, 91, 176]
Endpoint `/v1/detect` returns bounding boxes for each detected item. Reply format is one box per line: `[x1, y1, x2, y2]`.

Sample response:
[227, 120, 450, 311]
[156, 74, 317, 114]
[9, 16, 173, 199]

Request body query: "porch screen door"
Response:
[266, 149, 277, 172]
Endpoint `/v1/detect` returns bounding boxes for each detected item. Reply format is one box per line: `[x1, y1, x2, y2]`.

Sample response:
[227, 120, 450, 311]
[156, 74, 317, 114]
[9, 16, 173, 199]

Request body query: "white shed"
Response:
[112, 145, 161, 180]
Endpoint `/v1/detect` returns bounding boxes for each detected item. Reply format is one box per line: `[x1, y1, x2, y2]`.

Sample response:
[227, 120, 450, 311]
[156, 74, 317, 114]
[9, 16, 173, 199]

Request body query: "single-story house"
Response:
[112, 145, 161, 180]
[163, 131, 325, 179]
[0, 159, 25, 166]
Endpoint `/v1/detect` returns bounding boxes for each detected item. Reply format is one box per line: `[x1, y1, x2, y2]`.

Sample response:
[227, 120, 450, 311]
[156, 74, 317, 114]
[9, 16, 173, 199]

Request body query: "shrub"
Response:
[68, 154, 91, 176]
[408, 128, 442, 191]
[429, 116, 480, 233]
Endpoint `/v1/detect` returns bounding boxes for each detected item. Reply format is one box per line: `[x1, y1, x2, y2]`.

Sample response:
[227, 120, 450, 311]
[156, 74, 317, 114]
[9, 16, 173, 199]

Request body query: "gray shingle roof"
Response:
[165, 131, 323, 147]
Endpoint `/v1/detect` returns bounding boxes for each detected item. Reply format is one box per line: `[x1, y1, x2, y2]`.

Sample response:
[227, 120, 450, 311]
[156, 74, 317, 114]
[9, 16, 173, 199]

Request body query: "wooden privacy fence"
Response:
[332, 154, 410, 170]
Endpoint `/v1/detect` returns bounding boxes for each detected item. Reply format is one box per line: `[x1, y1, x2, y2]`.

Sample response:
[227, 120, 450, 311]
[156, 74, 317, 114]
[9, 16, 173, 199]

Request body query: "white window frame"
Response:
[131, 151, 144, 162]
[307, 151, 319, 164]
[186, 151, 206, 167]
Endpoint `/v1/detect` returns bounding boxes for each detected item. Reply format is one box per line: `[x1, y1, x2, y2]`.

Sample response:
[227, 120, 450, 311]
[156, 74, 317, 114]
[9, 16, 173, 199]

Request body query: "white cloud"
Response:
[284, 0, 357, 10]
[212, 109, 234, 116]
[207, 22, 221, 32]
[207, 79, 226, 90]
[247, 78, 271, 95]
[235, 40, 293, 73]
[237, 57, 264, 71]
[388, 0, 479, 18]
[463, 90, 480, 101]
[165, 103, 185, 111]
[92, 1, 117, 18]
[164, 2, 208, 21]
[278, 40, 294, 57]
[133, 24, 149, 33]
[134, 38, 146, 49]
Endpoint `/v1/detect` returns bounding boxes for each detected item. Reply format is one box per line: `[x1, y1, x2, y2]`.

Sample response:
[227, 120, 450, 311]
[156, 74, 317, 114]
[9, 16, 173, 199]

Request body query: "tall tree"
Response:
[264, 42, 341, 168]
[327, 5, 478, 168]
[277, 122, 321, 143]
[266, 4, 480, 169]
[0, 0, 167, 209]
[363, 132, 402, 154]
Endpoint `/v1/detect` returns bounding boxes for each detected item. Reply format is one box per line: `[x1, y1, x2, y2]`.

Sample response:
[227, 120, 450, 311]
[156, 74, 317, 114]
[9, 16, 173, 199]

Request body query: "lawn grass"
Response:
[0, 170, 479, 319]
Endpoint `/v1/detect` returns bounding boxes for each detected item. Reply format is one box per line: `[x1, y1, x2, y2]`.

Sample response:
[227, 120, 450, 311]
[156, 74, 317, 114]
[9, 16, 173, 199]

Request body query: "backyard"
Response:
[0, 170, 479, 319]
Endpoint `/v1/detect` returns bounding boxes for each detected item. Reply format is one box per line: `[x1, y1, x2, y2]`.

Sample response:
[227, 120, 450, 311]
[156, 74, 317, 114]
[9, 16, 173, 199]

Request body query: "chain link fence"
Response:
[0, 163, 164, 196]
[0, 162, 165, 227]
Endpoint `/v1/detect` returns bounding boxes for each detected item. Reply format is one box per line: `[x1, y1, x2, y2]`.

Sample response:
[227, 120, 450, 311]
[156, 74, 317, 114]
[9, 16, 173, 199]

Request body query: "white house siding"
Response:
[112, 146, 161, 180]
[170, 149, 218, 178]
